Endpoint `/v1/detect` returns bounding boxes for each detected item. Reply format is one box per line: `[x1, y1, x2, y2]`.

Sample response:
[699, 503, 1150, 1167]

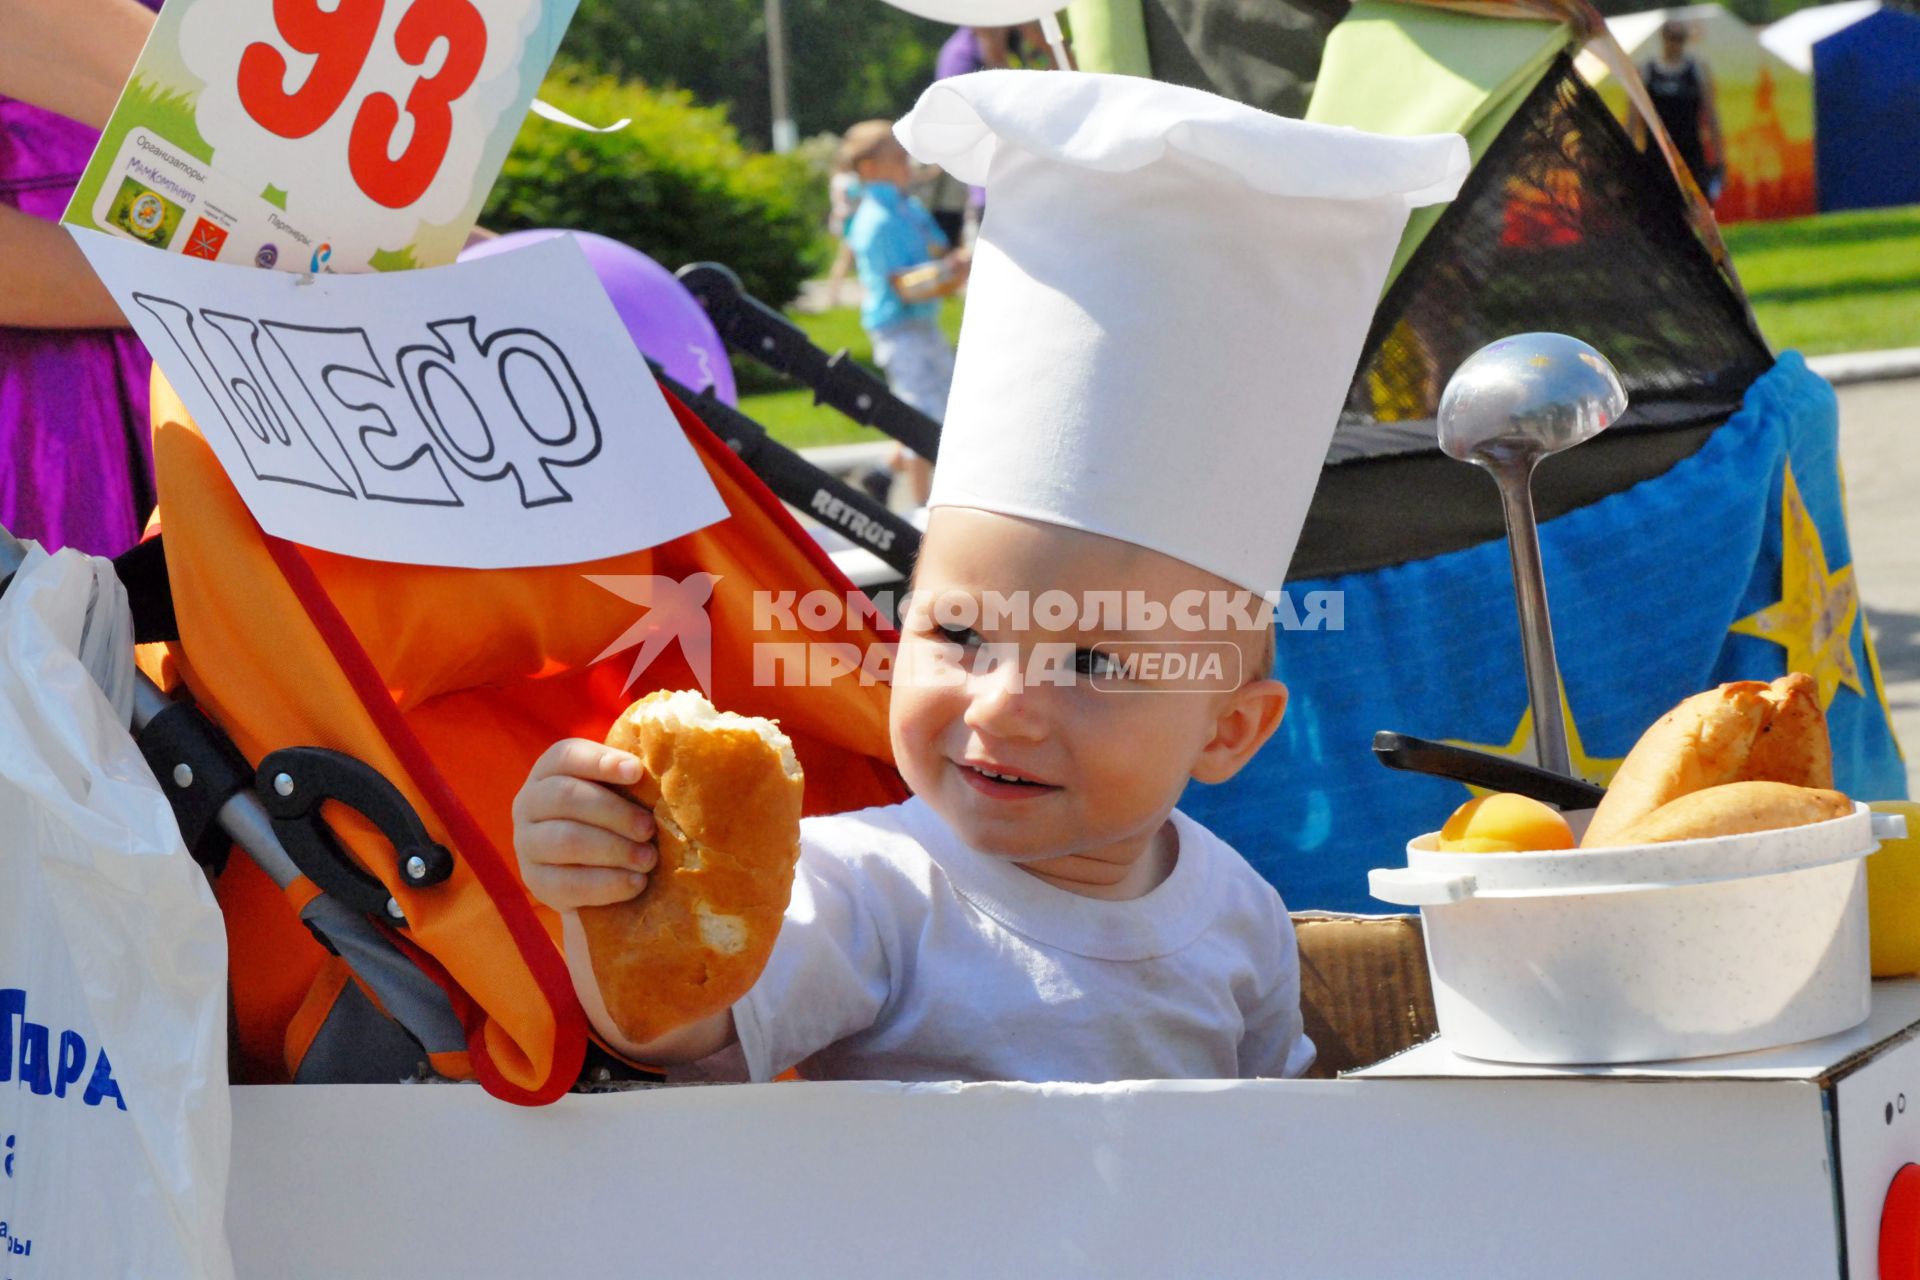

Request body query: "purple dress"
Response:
[934, 29, 988, 212]
[935, 27, 988, 81]
[0, 98, 157, 556]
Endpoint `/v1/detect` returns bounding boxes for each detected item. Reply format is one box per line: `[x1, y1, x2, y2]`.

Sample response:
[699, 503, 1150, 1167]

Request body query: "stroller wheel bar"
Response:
[677, 261, 942, 462]
[256, 746, 456, 927]
[134, 692, 253, 874]
[653, 366, 922, 580]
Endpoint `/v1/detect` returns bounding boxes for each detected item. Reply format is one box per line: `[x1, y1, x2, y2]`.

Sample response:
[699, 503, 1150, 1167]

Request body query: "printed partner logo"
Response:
[183, 216, 228, 261]
[589, 576, 1341, 694]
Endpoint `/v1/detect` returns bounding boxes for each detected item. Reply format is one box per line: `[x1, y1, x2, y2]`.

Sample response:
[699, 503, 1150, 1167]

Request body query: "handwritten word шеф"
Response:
[134, 296, 604, 511]
[0, 989, 127, 1110]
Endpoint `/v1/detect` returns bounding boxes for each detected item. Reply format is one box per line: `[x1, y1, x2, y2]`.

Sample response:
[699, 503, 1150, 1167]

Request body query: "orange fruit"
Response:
[1868, 801, 1920, 977]
[1438, 793, 1576, 853]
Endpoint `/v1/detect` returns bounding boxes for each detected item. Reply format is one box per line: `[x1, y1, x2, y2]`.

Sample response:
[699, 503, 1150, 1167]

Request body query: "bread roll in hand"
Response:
[580, 691, 804, 1046]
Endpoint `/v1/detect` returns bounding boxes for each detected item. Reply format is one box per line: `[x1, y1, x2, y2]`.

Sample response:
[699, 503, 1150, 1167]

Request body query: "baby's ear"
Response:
[1190, 679, 1288, 785]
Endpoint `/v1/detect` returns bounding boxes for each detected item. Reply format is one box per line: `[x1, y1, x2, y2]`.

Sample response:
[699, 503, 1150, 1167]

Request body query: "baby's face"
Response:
[890, 508, 1281, 867]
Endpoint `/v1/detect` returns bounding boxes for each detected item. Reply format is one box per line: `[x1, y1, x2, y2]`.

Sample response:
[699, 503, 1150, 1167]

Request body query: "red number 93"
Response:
[236, 0, 489, 212]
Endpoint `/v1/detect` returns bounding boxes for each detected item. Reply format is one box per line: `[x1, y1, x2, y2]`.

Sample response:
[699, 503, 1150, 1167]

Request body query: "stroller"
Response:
[1, 293, 1437, 1101]
[20, 365, 909, 1102]
[18, 289, 1906, 1280]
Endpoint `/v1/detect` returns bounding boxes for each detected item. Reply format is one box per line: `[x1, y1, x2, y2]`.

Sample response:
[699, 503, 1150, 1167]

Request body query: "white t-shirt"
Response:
[724, 796, 1314, 1084]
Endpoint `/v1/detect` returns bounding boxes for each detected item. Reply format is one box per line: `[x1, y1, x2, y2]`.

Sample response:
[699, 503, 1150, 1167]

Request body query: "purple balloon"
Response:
[460, 229, 738, 406]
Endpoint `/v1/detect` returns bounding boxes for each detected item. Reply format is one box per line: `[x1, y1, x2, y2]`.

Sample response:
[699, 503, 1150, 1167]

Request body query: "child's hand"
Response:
[512, 739, 657, 912]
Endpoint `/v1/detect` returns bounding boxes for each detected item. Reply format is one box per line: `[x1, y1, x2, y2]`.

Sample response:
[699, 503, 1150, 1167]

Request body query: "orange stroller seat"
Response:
[140, 371, 905, 1104]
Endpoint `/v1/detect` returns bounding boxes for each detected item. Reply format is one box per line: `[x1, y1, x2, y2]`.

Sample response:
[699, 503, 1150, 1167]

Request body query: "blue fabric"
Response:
[846, 183, 950, 335]
[1181, 353, 1909, 912]
[1814, 9, 1920, 212]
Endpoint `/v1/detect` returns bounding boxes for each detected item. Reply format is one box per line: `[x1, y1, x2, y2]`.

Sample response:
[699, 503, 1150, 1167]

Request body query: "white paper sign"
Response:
[74, 229, 729, 568]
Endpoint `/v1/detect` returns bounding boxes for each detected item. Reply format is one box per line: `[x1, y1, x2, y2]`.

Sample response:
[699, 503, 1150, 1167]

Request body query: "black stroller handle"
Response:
[1372, 731, 1606, 810]
[677, 261, 942, 462]
[256, 746, 457, 926]
[653, 366, 920, 581]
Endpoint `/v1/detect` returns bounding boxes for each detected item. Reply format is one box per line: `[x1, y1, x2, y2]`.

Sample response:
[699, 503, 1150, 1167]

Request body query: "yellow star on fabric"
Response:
[1729, 462, 1863, 709]
[1445, 684, 1623, 795]
[1840, 461, 1903, 759]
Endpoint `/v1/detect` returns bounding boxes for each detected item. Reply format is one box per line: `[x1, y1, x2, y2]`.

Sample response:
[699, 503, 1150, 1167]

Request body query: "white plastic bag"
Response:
[0, 546, 233, 1279]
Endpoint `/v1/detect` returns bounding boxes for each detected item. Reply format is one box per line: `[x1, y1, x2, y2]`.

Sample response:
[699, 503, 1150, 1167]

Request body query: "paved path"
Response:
[1834, 375, 1920, 797]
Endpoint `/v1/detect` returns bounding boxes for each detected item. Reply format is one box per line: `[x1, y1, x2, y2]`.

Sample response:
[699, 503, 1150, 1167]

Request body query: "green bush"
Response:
[484, 64, 826, 305]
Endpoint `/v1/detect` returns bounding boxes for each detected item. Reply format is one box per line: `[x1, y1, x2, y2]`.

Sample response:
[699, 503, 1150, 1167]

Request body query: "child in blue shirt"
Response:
[837, 119, 969, 505]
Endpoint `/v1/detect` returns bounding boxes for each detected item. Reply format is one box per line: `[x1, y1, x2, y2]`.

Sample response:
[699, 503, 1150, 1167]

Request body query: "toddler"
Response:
[514, 70, 1465, 1083]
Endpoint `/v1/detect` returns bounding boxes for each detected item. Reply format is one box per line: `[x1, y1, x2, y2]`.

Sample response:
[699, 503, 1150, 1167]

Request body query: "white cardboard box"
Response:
[227, 981, 1920, 1278]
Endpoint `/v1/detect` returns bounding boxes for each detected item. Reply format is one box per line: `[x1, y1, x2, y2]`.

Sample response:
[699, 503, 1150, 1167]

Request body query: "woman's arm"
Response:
[0, 0, 155, 131]
[0, 205, 129, 329]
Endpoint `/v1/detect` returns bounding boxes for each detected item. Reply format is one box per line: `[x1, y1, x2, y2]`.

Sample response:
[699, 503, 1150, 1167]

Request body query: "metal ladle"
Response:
[1437, 333, 1628, 779]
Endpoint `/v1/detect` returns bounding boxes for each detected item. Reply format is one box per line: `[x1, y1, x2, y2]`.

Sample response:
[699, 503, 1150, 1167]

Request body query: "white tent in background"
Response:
[1760, 0, 1880, 73]
[1581, 4, 1816, 221]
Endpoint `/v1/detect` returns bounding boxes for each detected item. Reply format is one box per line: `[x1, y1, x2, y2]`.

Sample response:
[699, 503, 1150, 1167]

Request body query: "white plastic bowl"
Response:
[1369, 803, 1906, 1064]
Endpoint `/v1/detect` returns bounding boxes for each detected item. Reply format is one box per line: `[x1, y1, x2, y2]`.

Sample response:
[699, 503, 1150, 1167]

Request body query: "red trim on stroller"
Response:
[263, 534, 589, 1106]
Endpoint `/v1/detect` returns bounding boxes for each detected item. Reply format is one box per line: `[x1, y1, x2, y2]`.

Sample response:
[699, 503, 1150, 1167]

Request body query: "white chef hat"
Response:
[895, 71, 1468, 597]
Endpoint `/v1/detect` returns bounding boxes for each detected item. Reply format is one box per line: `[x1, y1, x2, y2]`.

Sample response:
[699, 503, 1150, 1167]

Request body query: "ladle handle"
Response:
[1371, 732, 1605, 809]
[1491, 459, 1573, 779]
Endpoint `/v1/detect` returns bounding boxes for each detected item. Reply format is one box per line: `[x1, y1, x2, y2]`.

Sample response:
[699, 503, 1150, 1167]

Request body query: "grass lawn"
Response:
[740, 205, 1920, 449]
[1721, 204, 1920, 358]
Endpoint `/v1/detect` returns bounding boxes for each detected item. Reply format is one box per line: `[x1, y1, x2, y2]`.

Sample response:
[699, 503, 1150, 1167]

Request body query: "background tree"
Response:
[483, 65, 827, 304]
[560, 0, 951, 149]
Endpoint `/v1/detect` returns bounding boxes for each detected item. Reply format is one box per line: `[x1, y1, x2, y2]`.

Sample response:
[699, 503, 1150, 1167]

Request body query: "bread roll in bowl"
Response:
[1580, 681, 1771, 848]
[1581, 675, 1836, 848]
[1746, 672, 1833, 790]
[579, 690, 804, 1046]
[1590, 780, 1853, 847]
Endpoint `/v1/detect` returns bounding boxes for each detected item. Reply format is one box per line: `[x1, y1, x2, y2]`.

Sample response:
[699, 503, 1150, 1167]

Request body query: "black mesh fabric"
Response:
[1339, 51, 1774, 441]
[1288, 52, 1777, 579]
[1139, 0, 1345, 118]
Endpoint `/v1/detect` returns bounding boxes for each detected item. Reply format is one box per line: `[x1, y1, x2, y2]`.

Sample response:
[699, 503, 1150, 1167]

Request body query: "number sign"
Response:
[65, 0, 578, 272]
